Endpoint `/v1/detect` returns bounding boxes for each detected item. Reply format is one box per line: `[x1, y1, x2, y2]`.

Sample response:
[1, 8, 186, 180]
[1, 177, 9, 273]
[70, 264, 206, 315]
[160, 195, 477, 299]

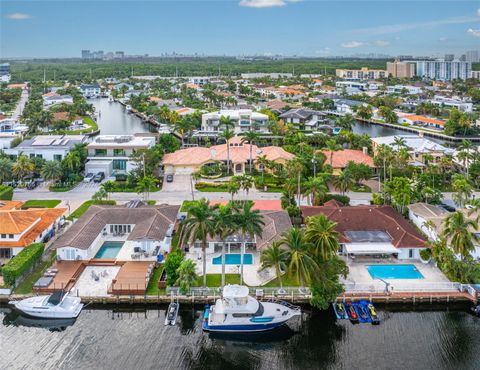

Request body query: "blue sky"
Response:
[1, 1, 479, 58]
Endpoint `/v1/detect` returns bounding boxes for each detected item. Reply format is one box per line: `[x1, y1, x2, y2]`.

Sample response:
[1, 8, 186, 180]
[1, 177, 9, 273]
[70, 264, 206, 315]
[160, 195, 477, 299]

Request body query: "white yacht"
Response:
[108, 96, 114, 103]
[125, 104, 132, 112]
[203, 285, 301, 333]
[9, 291, 83, 319]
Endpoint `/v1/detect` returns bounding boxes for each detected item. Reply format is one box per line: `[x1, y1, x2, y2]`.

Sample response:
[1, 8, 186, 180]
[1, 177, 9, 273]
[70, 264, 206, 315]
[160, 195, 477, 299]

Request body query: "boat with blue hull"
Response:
[332, 302, 348, 320]
[203, 285, 301, 333]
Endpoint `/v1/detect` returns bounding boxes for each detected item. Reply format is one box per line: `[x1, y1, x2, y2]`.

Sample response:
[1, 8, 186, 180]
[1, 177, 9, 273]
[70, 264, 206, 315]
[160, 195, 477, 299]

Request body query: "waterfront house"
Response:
[387, 85, 422, 95]
[53, 203, 180, 261]
[397, 114, 446, 130]
[301, 201, 427, 259]
[0, 201, 66, 261]
[279, 108, 329, 132]
[321, 148, 375, 175]
[333, 99, 366, 114]
[85, 135, 156, 177]
[43, 95, 74, 107]
[4, 135, 88, 161]
[162, 136, 294, 175]
[430, 96, 473, 113]
[199, 109, 269, 137]
[113, 82, 134, 91]
[79, 83, 101, 98]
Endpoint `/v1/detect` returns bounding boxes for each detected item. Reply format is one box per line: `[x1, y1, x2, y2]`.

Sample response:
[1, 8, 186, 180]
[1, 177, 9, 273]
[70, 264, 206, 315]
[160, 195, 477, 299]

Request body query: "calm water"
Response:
[90, 98, 153, 135]
[1, 304, 478, 370]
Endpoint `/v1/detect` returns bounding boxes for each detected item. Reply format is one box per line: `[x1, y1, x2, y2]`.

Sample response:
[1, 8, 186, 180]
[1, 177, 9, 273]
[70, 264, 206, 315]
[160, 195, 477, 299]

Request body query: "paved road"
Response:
[11, 89, 29, 121]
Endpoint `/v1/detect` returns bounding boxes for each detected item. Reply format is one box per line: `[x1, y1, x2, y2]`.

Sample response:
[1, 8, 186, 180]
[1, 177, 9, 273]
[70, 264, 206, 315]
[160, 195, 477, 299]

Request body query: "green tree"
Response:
[324, 139, 342, 166]
[0, 157, 13, 183]
[281, 227, 316, 287]
[165, 249, 184, 286]
[451, 175, 473, 208]
[219, 127, 235, 175]
[175, 259, 198, 294]
[101, 180, 116, 200]
[260, 241, 289, 288]
[226, 179, 240, 201]
[136, 175, 158, 201]
[305, 214, 340, 261]
[41, 160, 63, 182]
[442, 211, 479, 260]
[241, 130, 260, 174]
[333, 170, 355, 195]
[13, 154, 34, 180]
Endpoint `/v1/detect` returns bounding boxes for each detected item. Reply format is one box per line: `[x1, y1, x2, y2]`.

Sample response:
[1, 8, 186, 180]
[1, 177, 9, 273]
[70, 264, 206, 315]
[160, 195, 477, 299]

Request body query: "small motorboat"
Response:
[164, 302, 179, 326]
[108, 96, 114, 103]
[354, 302, 372, 323]
[9, 291, 83, 319]
[125, 105, 132, 112]
[345, 302, 359, 323]
[470, 304, 480, 317]
[367, 302, 380, 325]
[332, 127, 341, 135]
[332, 302, 348, 320]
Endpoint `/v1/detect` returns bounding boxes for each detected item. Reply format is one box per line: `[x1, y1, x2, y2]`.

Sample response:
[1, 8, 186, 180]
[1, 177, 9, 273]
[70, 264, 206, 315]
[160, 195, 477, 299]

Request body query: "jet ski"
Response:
[470, 304, 480, 317]
[164, 302, 179, 326]
[332, 302, 348, 320]
[345, 302, 359, 323]
[367, 302, 380, 325]
[354, 302, 372, 323]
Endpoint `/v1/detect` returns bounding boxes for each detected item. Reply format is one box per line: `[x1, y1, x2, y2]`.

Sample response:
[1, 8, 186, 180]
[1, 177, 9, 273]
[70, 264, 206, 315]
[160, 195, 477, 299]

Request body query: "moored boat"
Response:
[366, 302, 380, 325]
[332, 302, 348, 320]
[203, 285, 301, 333]
[165, 302, 179, 326]
[9, 291, 83, 319]
[345, 302, 359, 323]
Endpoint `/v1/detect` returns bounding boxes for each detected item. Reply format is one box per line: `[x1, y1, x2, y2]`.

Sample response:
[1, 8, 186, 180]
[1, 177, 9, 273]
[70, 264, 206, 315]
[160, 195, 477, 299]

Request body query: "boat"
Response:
[470, 304, 480, 317]
[202, 285, 301, 333]
[366, 302, 380, 325]
[353, 302, 372, 323]
[125, 105, 132, 112]
[108, 96, 114, 103]
[332, 302, 348, 320]
[9, 291, 83, 319]
[332, 127, 342, 135]
[164, 302, 179, 326]
[345, 302, 359, 323]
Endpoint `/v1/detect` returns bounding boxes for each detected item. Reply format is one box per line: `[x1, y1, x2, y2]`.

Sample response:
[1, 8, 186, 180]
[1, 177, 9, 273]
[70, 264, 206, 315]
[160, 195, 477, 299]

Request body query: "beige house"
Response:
[162, 136, 294, 175]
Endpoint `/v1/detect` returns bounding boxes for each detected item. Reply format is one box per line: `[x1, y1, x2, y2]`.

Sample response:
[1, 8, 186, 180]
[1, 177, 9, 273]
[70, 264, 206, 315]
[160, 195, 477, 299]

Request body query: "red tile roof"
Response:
[300, 204, 426, 249]
[210, 200, 283, 211]
[321, 149, 375, 169]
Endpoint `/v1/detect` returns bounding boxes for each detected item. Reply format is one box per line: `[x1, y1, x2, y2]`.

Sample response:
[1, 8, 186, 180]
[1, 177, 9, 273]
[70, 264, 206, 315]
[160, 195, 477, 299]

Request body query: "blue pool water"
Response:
[212, 253, 253, 265]
[367, 264, 424, 279]
[94, 242, 124, 259]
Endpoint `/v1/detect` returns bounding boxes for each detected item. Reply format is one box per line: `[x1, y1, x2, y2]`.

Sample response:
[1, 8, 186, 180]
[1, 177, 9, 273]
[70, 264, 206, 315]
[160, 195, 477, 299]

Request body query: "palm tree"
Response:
[333, 170, 355, 195]
[213, 203, 237, 287]
[442, 211, 479, 260]
[219, 128, 235, 175]
[304, 214, 340, 261]
[41, 160, 63, 183]
[101, 180, 115, 200]
[451, 175, 473, 208]
[175, 259, 198, 294]
[238, 175, 254, 199]
[234, 201, 265, 285]
[393, 136, 406, 151]
[335, 114, 354, 131]
[180, 199, 217, 288]
[13, 154, 34, 180]
[92, 188, 107, 202]
[303, 176, 328, 205]
[260, 241, 289, 288]
[241, 130, 259, 174]
[0, 157, 12, 183]
[324, 139, 341, 166]
[280, 227, 317, 287]
[174, 116, 196, 147]
[135, 175, 157, 201]
[457, 150, 472, 177]
[256, 155, 270, 182]
[63, 151, 81, 172]
[226, 180, 240, 201]
[219, 115, 235, 130]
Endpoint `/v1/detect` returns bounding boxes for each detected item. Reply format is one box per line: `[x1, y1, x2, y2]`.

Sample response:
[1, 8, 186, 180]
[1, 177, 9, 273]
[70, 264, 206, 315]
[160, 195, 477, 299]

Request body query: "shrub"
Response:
[321, 194, 350, 206]
[0, 185, 13, 200]
[286, 204, 301, 218]
[2, 243, 45, 287]
[419, 249, 431, 261]
[165, 249, 184, 286]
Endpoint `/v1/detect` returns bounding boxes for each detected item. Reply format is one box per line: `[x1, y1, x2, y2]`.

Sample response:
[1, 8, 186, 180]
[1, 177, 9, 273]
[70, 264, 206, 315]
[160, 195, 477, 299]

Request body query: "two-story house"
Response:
[279, 108, 329, 131]
[79, 83, 101, 98]
[199, 109, 269, 137]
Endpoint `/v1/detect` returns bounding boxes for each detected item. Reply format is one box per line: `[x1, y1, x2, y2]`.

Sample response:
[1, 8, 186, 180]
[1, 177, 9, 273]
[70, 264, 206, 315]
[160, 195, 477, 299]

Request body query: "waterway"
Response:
[1, 304, 478, 370]
[90, 98, 154, 135]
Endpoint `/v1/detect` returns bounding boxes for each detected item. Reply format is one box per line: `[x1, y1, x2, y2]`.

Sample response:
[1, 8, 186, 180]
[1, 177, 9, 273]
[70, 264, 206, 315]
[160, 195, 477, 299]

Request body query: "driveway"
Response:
[162, 174, 193, 192]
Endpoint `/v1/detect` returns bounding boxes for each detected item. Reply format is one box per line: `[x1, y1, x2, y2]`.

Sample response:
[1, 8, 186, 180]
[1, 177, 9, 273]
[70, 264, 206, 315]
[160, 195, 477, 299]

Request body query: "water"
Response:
[94, 242, 124, 259]
[1, 304, 478, 370]
[90, 98, 153, 135]
[212, 253, 254, 265]
[367, 264, 424, 279]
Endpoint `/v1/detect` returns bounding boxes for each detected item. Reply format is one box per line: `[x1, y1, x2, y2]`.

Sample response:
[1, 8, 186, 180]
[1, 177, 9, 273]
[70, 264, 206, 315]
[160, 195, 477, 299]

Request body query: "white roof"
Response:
[203, 109, 268, 120]
[222, 284, 249, 298]
[372, 135, 453, 154]
[344, 243, 398, 255]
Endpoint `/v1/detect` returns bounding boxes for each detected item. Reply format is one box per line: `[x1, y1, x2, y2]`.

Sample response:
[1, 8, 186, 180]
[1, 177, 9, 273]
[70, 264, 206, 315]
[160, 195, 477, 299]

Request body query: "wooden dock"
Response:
[108, 261, 155, 295]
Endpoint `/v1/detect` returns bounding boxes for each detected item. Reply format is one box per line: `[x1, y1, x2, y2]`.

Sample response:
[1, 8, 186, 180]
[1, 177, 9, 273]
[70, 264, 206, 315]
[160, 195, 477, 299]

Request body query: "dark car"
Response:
[439, 203, 456, 212]
[27, 180, 40, 190]
[166, 174, 174, 183]
[93, 172, 105, 183]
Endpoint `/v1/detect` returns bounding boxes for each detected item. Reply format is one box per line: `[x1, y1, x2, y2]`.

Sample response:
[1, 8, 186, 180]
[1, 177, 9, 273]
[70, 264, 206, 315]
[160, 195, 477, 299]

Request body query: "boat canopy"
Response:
[47, 291, 66, 305]
[222, 285, 249, 298]
[344, 243, 398, 255]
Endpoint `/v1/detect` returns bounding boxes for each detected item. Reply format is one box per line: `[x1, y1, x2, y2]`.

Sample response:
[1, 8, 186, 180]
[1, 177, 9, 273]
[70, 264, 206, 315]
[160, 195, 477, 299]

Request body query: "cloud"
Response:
[477, 8, 480, 16]
[467, 28, 480, 37]
[352, 16, 478, 36]
[341, 41, 364, 48]
[438, 37, 448, 42]
[239, 0, 301, 8]
[6, 13, 32, 20]
[315, 47, 331, 55]
[373, 40, 390, 47]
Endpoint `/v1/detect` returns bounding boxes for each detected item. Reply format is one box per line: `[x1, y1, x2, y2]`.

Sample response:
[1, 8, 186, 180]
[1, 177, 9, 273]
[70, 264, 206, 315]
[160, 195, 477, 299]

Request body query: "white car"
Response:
[83, 173, 94, 183]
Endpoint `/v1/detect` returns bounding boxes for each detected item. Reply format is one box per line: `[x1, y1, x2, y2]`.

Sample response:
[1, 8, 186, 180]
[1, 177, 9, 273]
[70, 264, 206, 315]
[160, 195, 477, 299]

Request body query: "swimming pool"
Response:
[94, 241, 124, 259]
[367, 264, 424, 279]
[212, 253, 253, 265]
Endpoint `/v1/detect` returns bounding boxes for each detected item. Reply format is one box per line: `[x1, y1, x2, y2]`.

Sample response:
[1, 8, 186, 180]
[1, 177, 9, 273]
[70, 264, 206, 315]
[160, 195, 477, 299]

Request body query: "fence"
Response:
[166, 286, 311, 298]
[342, 282, 464, 294]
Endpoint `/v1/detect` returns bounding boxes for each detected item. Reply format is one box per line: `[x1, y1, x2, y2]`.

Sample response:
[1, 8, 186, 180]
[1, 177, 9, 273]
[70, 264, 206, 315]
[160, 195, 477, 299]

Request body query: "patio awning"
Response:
[344, 243, 398, 255]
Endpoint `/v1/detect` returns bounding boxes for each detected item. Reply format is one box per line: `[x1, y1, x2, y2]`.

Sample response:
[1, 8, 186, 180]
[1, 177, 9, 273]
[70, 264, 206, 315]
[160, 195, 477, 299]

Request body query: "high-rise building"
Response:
[81, 50, 91, 59]
[444, 54, 454, 61]
[414, 60, 471, 81]
[386, 60, 416, 78]
[115, 51, 125, 59]
[466, 50, 479, 63]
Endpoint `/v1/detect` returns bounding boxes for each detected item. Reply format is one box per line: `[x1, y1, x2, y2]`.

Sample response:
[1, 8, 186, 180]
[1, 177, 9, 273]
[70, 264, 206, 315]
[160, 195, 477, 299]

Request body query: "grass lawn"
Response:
[21, 199, 61, 209]
[263, 273, 300, 288]
[195, 185, 229, 192]
[261, 186, 283, 193]
[146, 200, 156, 205]
[352, 184, 371, 193]
[14, 251, 56, 294]
[196, 274, 241, 287]
[67, 200, 116, 221]
[145, 264, 166, 295]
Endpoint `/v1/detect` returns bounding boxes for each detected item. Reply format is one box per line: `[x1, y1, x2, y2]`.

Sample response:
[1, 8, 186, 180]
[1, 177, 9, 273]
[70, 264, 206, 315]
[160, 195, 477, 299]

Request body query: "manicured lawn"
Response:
[21, 199, 61, 209]
[263, 273, 301, 287]
[67, 200, 116, 221]
[180, 200, 200, 212]
[146, 200, 156, 205]
[145, 264, 166, 295]
[196, 274, 241, 287]
[352, 184, 371, 193]
[14, 251, 56, 294]
[195, 185, 229, 192]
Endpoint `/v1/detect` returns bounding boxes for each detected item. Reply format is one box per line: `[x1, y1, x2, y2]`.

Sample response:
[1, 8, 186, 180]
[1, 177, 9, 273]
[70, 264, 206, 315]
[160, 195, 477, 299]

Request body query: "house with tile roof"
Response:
[321, 148, 375, 174]
[0, 203, 66, 260]
[301, 201, 427, 259]
[162, 136, 294, 175]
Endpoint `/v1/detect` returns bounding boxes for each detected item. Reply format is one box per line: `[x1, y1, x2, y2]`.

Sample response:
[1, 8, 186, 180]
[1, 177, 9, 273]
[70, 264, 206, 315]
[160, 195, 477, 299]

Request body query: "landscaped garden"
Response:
[21, 199, 61, 209]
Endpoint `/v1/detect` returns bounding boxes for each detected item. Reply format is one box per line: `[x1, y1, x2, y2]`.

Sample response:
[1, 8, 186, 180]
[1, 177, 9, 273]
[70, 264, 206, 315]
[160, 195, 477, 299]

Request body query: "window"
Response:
[53, 154, 62, 161]
[409, 249, 414, 258]
[0, 248, 12, 259]
[9, 234, 14, 239]
[1, 234, 5, 239]
[113, 149, 126, 157]
[95, 149, 107, 156]
[113, 159, 127, 171]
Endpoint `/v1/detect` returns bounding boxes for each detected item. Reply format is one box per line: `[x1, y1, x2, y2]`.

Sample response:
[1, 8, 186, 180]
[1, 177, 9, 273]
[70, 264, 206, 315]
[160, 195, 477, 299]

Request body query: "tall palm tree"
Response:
[41, 160, 63, 183]
[219, 128, 235, 175]
[260, 241, 289, 288]
[13, 154, 34, 180]
[393, 136, 406, 151]
[175, 259, 198, 294]
[174, 116, 196, 147]
[241, 130, 259, 174]
[136, 175, 158, 201]
[63, 151, 81, 172]
[180, 199, 217, 288]
[0, 157, 12, 184]
[226, 180, 240, 201]
[304, 214, 340, 261]
[256, 155, 270, 182]
[333, 170, 355, 195]
[234, 200, 265, 284]
[442, 211, 479, 260]
[238, 175, 254, 199]
[213, 203, 237, 287]
[324, 139, 341, 166]
[303, 176, 329, 205]
[101, 180, 115, 200]
[280, 227, 317, 287]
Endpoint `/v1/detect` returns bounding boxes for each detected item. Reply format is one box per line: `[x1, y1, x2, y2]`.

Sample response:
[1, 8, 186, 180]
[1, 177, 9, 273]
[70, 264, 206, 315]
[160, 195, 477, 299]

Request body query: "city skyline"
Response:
[1, 1, 480, 58]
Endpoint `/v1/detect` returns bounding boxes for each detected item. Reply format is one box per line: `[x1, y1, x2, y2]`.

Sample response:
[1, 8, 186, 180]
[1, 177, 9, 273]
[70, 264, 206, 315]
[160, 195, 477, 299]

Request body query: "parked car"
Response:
[83, 173, 94, 183]
[440, 203, 456, 212]
[93, 172, 105, 183]
[26, 180, 40, 190]
[166, 174, 174, 183]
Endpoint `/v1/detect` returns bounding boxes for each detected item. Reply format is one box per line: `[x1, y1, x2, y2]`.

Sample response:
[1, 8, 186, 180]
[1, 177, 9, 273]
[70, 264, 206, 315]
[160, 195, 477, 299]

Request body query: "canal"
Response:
[90, 98, 154, 135]
[1, 305, 478, 370]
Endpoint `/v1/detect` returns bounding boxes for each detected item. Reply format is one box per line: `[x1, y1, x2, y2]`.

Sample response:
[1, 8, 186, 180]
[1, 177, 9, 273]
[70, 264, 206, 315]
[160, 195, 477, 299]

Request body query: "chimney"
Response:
[362, 147, 368, 155]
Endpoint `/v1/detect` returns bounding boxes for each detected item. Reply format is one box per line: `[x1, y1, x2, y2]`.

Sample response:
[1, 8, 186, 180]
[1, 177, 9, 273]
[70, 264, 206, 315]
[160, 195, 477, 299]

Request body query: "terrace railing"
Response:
[342, 282, 464, 294]
[166, 286, 312, 299]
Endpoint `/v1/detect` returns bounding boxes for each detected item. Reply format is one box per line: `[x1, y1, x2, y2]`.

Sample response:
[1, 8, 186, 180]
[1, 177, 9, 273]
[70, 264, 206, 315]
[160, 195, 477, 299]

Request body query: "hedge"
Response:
[322, 194, 351, 206]
[0, 185, 13, 200]
[2, 243, 45, 287]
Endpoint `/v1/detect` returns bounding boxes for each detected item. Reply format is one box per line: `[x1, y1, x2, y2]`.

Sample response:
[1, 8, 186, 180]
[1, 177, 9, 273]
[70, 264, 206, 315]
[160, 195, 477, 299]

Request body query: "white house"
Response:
[430, 96, 473, 113]
[79, 83, 101, 98]
[387, 85, 422, 95]
[279, 108, 329, 131]
[189, 77, 210, 86]
[199, 109, 269, 136]
[85, 135, 156, 176]
[43, 95, 74, 107]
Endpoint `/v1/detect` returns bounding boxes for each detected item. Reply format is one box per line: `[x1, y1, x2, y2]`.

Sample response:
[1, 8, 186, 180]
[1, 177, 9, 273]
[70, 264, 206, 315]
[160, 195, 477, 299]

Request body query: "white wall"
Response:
[408, 210, 439, 241]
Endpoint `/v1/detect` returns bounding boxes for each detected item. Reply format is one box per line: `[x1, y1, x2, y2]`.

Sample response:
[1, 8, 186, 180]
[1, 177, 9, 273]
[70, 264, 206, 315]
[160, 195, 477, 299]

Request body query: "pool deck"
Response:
[33, 261, 85, 293]
[109, 261, 155, 295]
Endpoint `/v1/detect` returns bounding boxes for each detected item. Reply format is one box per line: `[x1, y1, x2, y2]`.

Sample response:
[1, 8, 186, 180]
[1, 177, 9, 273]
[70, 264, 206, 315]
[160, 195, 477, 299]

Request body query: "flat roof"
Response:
[345, 230, 392, 243]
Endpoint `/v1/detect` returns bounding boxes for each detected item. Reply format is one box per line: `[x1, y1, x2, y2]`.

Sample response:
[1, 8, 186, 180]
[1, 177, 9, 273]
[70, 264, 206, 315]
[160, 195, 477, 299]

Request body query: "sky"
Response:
[1, 0, 479, 58]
